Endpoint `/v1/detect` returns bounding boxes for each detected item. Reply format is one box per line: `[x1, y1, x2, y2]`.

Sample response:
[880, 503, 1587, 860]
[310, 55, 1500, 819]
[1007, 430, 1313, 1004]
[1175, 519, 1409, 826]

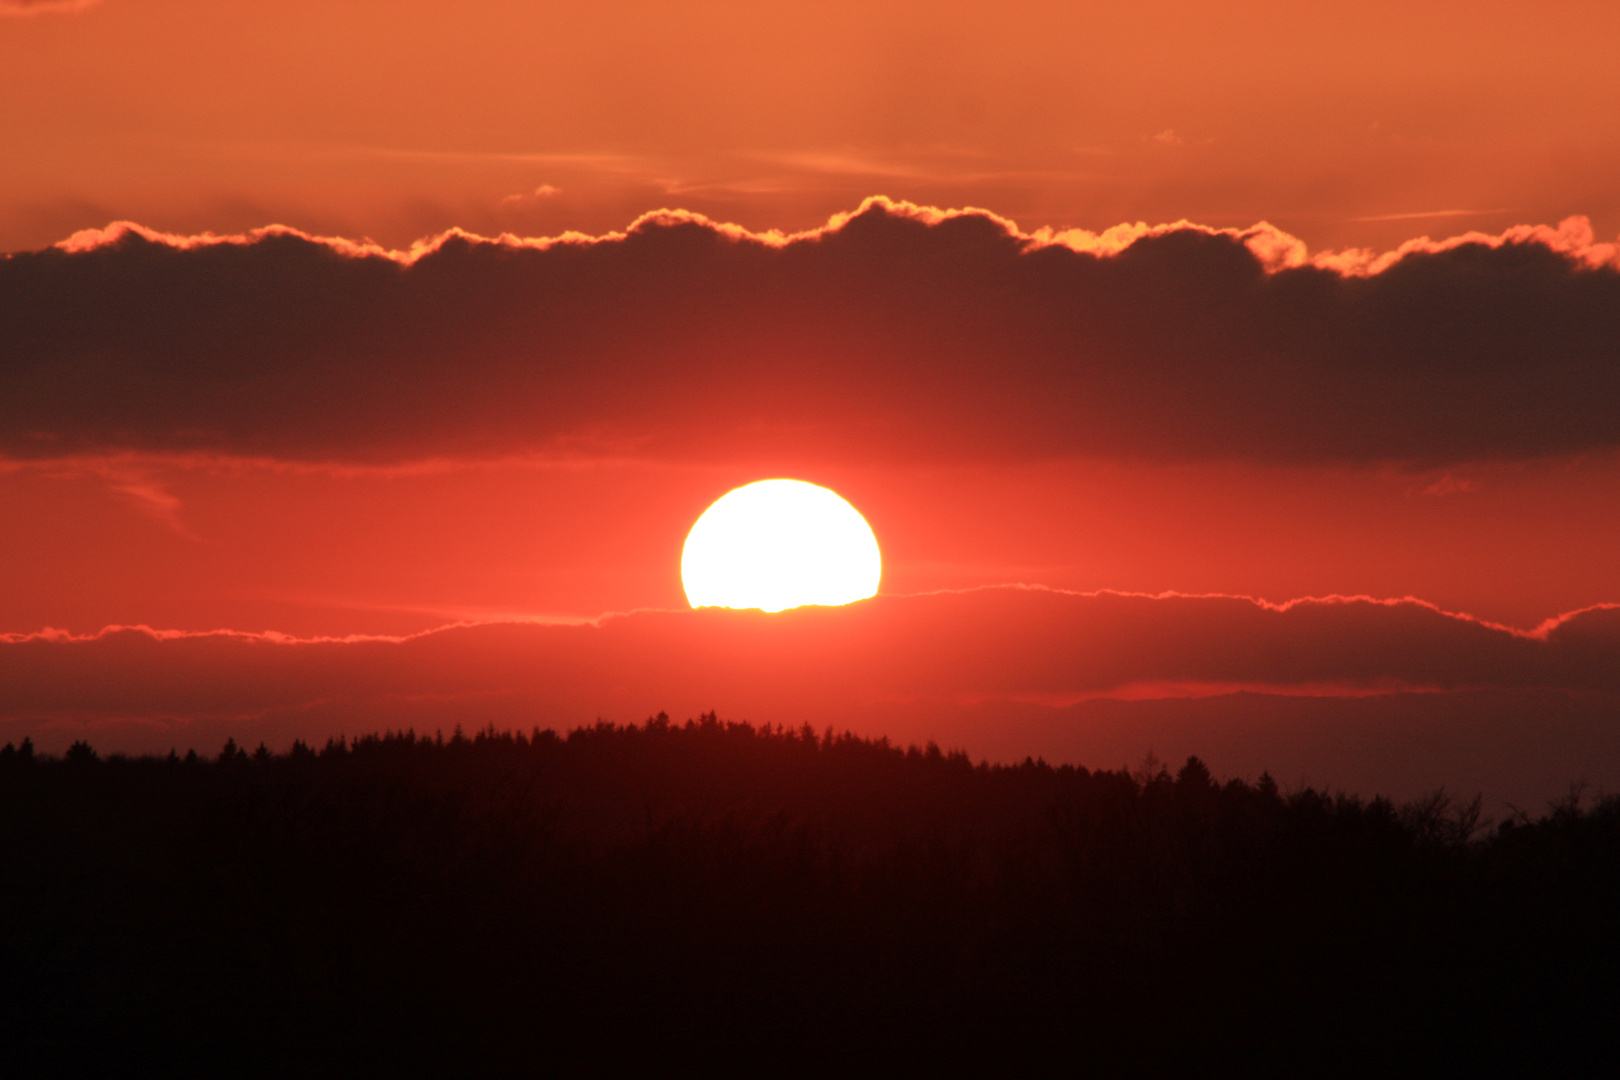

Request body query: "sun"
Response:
[681, 479, 882, 612]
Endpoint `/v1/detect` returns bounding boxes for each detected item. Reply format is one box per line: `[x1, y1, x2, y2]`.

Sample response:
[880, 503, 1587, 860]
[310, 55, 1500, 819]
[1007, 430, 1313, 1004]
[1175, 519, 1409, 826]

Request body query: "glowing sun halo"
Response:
[682, 479, 882, 612]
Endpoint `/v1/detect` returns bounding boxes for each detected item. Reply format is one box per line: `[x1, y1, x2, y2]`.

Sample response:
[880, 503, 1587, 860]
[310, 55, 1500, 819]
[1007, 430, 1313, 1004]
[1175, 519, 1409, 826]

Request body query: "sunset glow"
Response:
[681, 479, 881, 612]
[6, 1, 1620, 1065]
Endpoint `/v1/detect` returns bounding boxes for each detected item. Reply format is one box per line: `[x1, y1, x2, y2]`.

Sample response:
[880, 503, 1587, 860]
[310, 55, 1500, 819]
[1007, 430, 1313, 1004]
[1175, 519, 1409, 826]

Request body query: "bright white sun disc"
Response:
[681, 479, 882, 612]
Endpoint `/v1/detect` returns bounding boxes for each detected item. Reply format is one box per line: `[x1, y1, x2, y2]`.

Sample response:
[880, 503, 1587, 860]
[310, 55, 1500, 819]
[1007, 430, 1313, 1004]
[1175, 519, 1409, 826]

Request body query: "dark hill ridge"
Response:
[1, 715, 1616, 1073]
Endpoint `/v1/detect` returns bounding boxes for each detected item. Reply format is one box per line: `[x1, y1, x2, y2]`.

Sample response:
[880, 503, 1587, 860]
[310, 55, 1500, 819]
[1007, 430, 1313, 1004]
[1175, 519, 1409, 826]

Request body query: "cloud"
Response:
[2, 199, 1618, 467]
[500, 184, 561, 208]
[5, 588, 1619, 805]
[94, 466, 204, 540]
[1350, 209, 1517, 223]
[0, 0, 99, 16]
[1411, 472, 1481, 497]
[4, 588, 1618, 723]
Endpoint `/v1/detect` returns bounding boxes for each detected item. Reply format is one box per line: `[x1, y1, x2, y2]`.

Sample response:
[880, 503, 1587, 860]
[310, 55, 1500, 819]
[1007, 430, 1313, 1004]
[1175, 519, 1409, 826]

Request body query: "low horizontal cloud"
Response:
[5, 588, 1618, 725]
[2, 199, 1617, 467]
[7, 588, 1619, 805]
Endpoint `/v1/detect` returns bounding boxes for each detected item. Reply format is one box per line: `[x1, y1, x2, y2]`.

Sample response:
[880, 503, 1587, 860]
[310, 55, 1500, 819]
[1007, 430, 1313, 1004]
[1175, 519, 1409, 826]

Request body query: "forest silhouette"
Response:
[2, 714, 1616, 1072]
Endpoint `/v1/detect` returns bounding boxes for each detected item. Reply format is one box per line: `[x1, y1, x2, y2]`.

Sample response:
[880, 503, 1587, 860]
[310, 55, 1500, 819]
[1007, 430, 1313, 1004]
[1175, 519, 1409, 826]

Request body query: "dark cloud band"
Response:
[2, 201, 1617, 465]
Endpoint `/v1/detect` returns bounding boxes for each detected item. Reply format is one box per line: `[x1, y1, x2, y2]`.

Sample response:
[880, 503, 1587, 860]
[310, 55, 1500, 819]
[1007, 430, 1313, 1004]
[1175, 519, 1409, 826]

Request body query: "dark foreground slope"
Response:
[2, 717, 1617, 1075]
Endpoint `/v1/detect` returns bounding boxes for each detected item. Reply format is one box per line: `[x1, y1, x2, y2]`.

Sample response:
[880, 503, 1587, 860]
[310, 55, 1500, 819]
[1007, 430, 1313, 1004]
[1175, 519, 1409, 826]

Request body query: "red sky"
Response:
[3, 1, 1618, 807]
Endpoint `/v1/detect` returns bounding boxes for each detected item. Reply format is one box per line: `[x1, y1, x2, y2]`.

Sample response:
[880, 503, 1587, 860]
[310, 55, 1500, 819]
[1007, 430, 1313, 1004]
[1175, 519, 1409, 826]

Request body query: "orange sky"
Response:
[2, 202, 1616, 634]
[3, 0, 1618, 254]
[3, 0, 1619, 803]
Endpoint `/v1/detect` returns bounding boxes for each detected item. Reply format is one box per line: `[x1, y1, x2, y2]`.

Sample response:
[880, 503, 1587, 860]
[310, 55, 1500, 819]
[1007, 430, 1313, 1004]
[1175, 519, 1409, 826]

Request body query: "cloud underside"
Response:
[6, 589, 1618, 724]
[2, 201, 1617, 466]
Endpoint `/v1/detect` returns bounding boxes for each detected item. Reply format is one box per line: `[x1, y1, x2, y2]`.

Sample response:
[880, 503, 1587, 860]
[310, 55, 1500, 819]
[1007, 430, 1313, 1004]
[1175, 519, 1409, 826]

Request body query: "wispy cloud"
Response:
[200, 139, 647, 174]
[500, 184, 561, 207]
[0, 0, 99, 16]
[1350, 208, 1516, 223]
[93, 467, 206, 541]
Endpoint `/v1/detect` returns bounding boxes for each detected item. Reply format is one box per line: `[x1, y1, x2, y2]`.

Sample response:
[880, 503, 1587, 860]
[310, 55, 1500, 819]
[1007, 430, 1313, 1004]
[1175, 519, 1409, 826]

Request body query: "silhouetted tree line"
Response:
[1, 715, 1616, 1074]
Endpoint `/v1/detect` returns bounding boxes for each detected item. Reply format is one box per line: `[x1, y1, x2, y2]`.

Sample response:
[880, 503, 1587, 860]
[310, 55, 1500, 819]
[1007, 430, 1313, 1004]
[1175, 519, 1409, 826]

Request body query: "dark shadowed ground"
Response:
[2, 716, 1616, 1075]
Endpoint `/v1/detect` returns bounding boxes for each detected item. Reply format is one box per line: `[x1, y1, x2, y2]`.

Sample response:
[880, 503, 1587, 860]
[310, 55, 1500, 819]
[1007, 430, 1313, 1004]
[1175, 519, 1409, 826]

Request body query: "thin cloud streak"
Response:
[206, 140, 648, 172]
[0, 0, 99, 16]
[100, 475, 204, 542]
[1351, 208, 1519, 223]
